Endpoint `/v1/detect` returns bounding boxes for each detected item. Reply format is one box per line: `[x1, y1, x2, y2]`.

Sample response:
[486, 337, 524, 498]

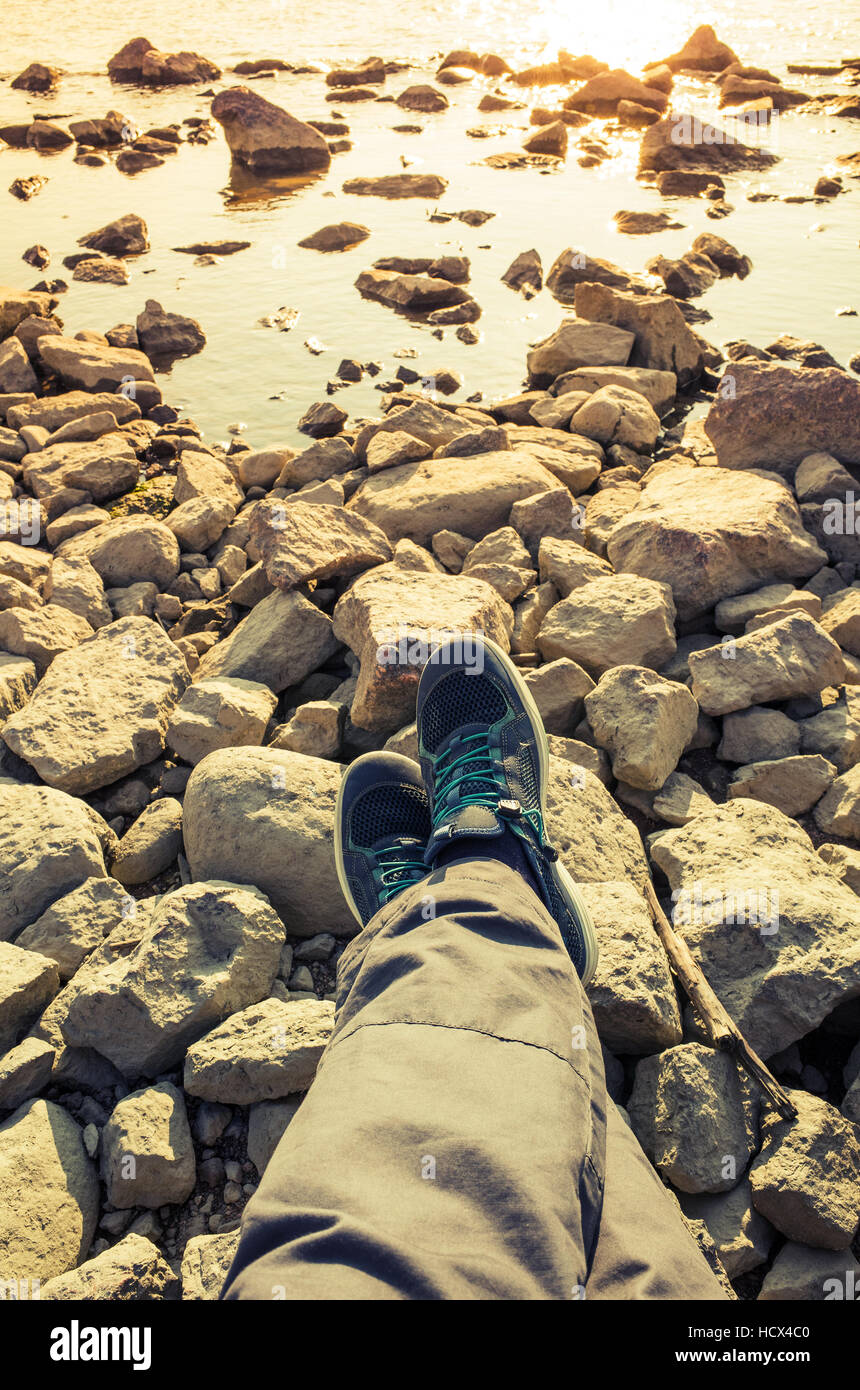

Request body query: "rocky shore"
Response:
[0, 25, 859, 1303]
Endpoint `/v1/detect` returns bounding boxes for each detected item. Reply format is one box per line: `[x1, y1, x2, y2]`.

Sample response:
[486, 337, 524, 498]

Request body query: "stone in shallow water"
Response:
[211, 85, 330, 174]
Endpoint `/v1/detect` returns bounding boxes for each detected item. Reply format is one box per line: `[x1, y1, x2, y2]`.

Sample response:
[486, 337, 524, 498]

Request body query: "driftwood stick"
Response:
[643, 878, 798, 1122]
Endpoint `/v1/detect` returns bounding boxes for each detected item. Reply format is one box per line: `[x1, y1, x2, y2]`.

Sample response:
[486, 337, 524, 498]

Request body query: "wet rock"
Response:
[108, 36, 220, 85]
[167, 678, 277, 765]
[573, 282, 704, 386]
[585, 666, 698, 789]
[606, 464, 825, 621]
[613, 209, 683, 235]
[136, 300, 205, 361]
[342, 173, 448, 199]
[582, 879, 682, 1053]
[111, 798, 183, 885]
[298, 401, 347, 438]
[184, 997, 334, 1102]
[78, 213, 149, 257]
[545, 249, 638, 304]
[8, 175, 49, 201]
[396, 85, 448, 113]
[655, 170, 725, 196]
[538, 574, 677, 676]
[197, 589, 338, 693]
[72, 257, 129, 285]
[11, 62, 62, 92]
[522, 120, 568, 157]
[26, 120, 73, 150]
[211, 86, 330, 174]
[61, 881, 284, 1077]
[750, 1091, 860, 1249]
[647, 249, 719, 299]
[349, 449, 561, 546]
[356, 269, 468, 313]
[688, 613, 844, 715]
[729, 755, 836, 817]
[298, 222, 370, 252]
[332, 560, 512, 732]
[628, 1042, 757, 1194]
[183, 748, 352, 936]
[705, 363, 860, 476]
[325, 57, 385, 88]
[651, 800, 860, 1055]
[0, 1097, 98, 1282]
[40, 1232, 179, 1300]
[638, 115, 778, 176]
[3, 616, 189, 794]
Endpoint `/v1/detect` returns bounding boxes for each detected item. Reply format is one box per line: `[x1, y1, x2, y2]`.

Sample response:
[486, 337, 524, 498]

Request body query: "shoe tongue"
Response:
[424, 805, 506, 864]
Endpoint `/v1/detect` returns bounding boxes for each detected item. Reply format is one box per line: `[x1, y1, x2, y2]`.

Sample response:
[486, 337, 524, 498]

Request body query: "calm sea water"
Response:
[1, 0, 859, 447]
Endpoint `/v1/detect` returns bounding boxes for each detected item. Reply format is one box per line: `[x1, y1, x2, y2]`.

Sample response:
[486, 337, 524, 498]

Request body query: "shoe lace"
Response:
[375, 841, 428, 904]
[432, 732, 551, 849]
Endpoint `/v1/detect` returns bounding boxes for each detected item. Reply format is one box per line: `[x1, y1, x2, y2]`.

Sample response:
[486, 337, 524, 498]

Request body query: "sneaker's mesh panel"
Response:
[350, 784, 430, 848]
[517, 746, 540, 812]
[421, 671, 508, 753]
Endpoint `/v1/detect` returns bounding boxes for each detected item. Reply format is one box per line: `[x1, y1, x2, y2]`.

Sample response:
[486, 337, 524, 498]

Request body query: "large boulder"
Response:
[211, 86, 331, 174]
[704, 364, 860, 476]
[565, 69, 668, 115]
[183, 998, 334, 1102]
[78, 213, 149, 257]
[250, 499, 392, 589]
[60, 882, 284, 1078]
[538, 573, 677, 676]
[0, 783, 108, 941]
[651, 799, 860, 1056]
[573, 282, 704, 387]
[688, 613, 845, 716]
[0, 1098, 99, 1283]
[22, 435, 138, 503]
[40, 1233, 179, 1300]
[348, 451, 562, 546]
[332, 561, 513, 732]
[606, 464, 826, 620]
[195, 589, 338, 693]
[182, 748, 354, 937]
[3, 617, 189, 794]
[6, 389, 139, 434]
[58, 517, 180, 588]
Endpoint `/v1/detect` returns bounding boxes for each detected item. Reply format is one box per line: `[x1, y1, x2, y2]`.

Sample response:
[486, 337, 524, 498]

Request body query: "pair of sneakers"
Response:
[334, 634, 598, 985]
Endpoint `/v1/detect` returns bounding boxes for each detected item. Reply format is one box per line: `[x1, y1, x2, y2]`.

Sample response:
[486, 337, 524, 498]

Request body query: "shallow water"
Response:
[1, 1, 859, 449]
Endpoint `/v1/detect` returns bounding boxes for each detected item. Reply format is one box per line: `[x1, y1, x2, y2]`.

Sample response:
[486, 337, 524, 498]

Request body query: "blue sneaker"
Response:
[416, 634, 599, 984]
[335, 752, 432, 927]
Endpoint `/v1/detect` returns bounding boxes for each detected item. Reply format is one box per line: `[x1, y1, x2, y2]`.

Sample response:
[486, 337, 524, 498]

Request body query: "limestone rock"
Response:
[606, 465, 826, 621]
[718, 706, 801, 763]
[167, 678, 277, 764]
[0, 941, 60, 1052]
[184, 997, 334, 1102]
[571, 385, 660, 452]
[537, 537, 611, 595]
[38, 336, 154, 392]
[704, 364, 860, 477]
[526, 319, 635, 382]
[688, 613, 845, 715]
[729, 755, 835, 817]
[211, 86, 331, 174]
[545, 757, 650, 892]
[749, 1091, 860, 1249]
[111, 798, 184, 886]
[332, 561, 512, 732]
[196, 589, 338, 693]
[628, 1042, 757, 1194]
[40, 1233, 179, 1300]
[250, 499, 392, 589]
[0, 604, 92, 674]
[523, 658, 594, 733]
[101, 1083, 196, 1208]
[759, 1242, 860, 1300]
[180, 1229, 239, 1300]
[651, 800, 860, 1055]
[183, 748, 353, 937]
[3, 617, 190, 794]
[582, 879, 682, 1054]
[585, 666, 698, 789]
[15, 876, 132, 981]
[813, 764, 860, 839]
[556, 365, 676, 415]
[573, 282, 704, 387]
[167, 496, 235, 552]
[59, 517, 180, 588]
[0, 783, 108, 940]
[60, 882, 285, 1078]
[270, 699, 345, 759]
[818, 843, 860, 895]
[0, 653, 38, 719]
[366, 430, 432, 473]
[820, 588, 860, 657]
[0, 1097, 98, 1282]
[538, 574, 677, 676]
[247, 1098, 300, 1176]
[680, 1179, 774, 1278]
